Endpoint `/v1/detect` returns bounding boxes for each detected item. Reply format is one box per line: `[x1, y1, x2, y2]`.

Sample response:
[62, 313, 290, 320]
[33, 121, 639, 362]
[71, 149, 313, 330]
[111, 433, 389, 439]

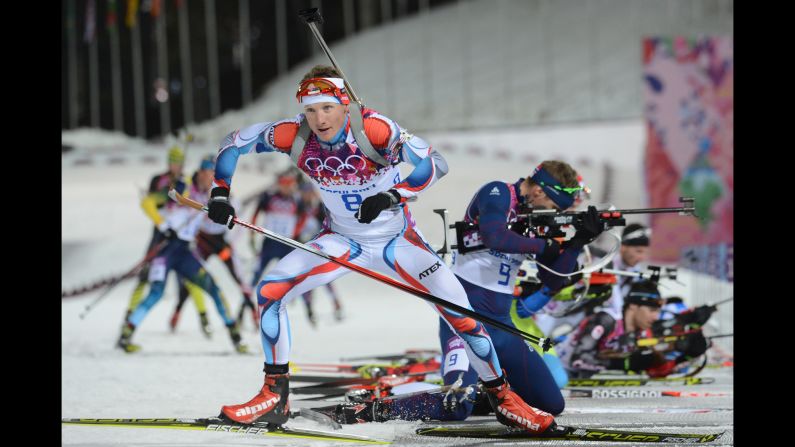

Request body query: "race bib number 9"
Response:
[443, 336, 470, 375]
[148, 257, 167, 282]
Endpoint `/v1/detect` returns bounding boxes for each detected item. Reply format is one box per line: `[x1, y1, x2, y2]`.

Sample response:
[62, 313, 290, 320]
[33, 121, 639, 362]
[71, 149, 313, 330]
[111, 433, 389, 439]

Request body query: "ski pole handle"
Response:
[297, 8, 362, 106]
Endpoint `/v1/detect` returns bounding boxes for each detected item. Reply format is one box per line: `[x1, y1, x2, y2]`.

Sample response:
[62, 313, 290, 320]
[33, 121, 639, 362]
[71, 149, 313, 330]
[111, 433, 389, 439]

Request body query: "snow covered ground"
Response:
[62, 127, 732, 446]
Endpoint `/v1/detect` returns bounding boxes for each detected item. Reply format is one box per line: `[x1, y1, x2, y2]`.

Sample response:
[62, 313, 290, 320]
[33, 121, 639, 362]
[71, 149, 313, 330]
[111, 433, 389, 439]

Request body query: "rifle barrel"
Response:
[710, 297, 734, 307]
[517, 205, 694, 219]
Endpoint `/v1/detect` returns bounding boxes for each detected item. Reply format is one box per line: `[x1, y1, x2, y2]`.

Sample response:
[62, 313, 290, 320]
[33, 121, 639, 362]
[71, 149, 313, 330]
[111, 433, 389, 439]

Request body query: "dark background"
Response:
[62, 0, 455, 140]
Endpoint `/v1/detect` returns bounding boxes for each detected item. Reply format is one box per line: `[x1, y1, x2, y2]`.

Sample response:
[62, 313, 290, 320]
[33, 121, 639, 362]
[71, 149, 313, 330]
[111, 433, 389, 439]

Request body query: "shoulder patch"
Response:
[363, 116, 393, 149]
[271, 122, 299, 152]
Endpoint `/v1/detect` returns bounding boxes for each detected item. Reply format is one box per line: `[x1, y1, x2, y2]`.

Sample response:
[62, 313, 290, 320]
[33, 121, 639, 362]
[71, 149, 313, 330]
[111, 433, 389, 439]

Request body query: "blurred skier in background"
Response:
[117, 155, 247, 354]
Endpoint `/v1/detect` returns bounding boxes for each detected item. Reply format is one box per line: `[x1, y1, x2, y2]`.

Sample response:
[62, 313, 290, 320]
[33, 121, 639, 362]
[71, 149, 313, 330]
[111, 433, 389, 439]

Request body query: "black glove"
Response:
[625, 349, 661, 372]
[208, 187, 236, 229]
[516, 280, 543, 298]
[676, 305, 717, 327]
[567, 206, 604, 249]
[534, 237, 561, 266]
[162, 228, 178, 240]
[356, 190, 400, 224]
[510, 218, 530, 237]
[674, 331, 710, 359]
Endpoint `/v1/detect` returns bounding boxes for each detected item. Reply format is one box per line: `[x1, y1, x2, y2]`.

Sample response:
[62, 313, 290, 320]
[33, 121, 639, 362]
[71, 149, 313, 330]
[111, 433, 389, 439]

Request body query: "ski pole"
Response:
[707, 333, 733, 340]
[169, 190, 552, 350]
[78, 238, 169, 320]
[63, 273, 124, 298]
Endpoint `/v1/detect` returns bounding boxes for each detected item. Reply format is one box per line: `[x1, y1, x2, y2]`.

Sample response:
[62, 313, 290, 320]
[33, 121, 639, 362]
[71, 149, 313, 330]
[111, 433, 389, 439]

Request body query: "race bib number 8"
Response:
[341, 193, 362, 212]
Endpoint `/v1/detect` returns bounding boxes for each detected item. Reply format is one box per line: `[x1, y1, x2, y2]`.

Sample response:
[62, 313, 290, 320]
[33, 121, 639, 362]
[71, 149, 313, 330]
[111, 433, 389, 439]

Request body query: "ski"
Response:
[293, 386, 353, 397]
[294, 369, 441, 399]
[340, 349, 441, 362]
[292, 384, 730, 402]
[292, 375, 714, 389]
[415, 424, 725, 442]
[566, 377, 714, 387]
[577, 356, 709, 380]
[565, 388, 731, 399]
[62, 416, 388, 444]
[292, 370, 436, 388]
[291, 357, 440, 377]
[563, 407, 731, 414]
[292, 374, 372, 385]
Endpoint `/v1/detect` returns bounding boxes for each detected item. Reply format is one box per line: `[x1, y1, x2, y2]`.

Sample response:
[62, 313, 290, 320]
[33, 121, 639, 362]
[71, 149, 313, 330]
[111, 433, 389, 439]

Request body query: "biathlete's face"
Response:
[630, 304, 661, 331]
[620, 245, 649, 267]
[278, 182, 296, 196]
[520, 179, 560, 211]
[197, 169, 214, 191]
[168, 162, 183, 177]
[304, 102, 349, 142]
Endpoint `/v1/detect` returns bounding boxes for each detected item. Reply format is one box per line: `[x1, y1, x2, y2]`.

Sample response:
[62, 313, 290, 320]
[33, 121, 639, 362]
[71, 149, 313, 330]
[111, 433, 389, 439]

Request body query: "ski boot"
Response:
[117, 322, 141, 353]
[169, 310, 180, 332]
[226, 323, 248, 353]
[251, 307, 260, 330]
[333, 306, 345, 322]
[481, 375, 556, 434]
[220, 364, 290, 424]
[199, 312, 212, 338]
[305, 305, 317, 328]
[236, 305, 246, 330]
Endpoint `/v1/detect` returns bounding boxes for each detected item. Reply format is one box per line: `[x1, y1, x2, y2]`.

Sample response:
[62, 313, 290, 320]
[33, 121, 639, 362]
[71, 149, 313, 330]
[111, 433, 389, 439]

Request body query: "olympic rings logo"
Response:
[304, 155, 368, 176]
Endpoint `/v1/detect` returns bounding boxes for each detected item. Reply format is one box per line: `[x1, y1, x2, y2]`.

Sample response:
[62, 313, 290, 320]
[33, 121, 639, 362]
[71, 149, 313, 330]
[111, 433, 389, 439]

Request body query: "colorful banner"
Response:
[680, 243, 733, 283]
[643, 36, 733, 263]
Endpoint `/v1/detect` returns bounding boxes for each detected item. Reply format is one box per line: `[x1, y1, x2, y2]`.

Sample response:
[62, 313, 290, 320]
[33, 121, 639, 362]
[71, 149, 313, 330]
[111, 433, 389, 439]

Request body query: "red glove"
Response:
[646, 359, 677, 378]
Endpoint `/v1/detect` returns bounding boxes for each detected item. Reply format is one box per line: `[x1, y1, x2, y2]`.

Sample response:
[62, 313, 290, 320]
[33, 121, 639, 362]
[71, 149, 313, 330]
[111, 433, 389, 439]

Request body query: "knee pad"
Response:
[258, 279, 292, 304]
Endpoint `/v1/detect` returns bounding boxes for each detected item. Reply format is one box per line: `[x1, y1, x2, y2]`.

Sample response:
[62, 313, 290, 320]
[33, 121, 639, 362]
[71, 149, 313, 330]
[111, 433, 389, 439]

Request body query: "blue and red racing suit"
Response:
[250, 189, 302, 286]
[214, 108, 505, 382]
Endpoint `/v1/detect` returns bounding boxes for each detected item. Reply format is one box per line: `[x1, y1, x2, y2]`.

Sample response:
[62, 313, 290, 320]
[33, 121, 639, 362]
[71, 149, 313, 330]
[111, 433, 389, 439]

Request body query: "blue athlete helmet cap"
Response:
[529, 163, 582, 210]
[199, 154, 215, 171]
[660, 296, 688, 320]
